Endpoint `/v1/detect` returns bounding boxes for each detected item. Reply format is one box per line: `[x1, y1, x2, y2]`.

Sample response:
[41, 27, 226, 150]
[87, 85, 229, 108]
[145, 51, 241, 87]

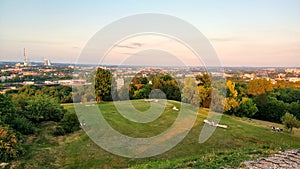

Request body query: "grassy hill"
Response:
[12, 100, 300, 169]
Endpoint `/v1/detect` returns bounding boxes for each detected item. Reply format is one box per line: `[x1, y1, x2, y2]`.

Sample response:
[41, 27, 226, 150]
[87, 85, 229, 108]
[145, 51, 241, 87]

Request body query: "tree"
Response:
[118, 83, 130, 100]
[23, 95, 65, 123]
[224, 97, 239, 114]
[281, 112, 300, 132]
[198, 86, 208, 107]
[0, 94, 16, 125]
[253, 96, 288, 123]
[59, 112, 80, 133]
[248, 78, 273, 96]
[196, 73, 211, 88]
[182, 77, 198, 104]
[276, 88, 300, 104]
[288, 101, 300, 120]
[95, 68, 112, 102]
[235, 98, 258, 117]
[223, 80, 239, 114]
[226, 80, 238, 98]
[151, 75, 181, 101]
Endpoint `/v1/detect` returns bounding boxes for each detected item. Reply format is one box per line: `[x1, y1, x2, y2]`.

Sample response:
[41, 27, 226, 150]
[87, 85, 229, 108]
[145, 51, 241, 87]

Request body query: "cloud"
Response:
[114, 45, 135, 49]
[131, 42, 143, 47]
[114, 42, 143, 49]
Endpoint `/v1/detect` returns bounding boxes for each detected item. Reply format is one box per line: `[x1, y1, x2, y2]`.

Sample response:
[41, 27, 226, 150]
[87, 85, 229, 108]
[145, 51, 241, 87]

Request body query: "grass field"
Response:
[13, 100, 300, 169]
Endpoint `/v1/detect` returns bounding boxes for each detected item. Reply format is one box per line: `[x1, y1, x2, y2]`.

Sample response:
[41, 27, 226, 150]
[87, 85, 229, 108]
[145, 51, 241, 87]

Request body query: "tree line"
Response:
[93, 68, 300, 131]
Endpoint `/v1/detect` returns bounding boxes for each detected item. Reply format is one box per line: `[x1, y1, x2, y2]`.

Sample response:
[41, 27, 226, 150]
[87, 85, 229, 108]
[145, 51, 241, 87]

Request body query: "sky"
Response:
[0, 0, 299, 67]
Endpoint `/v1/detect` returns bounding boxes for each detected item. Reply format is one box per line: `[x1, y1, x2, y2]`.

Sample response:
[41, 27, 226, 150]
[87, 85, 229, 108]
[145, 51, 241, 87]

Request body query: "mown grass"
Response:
[12, 100, 300, 169]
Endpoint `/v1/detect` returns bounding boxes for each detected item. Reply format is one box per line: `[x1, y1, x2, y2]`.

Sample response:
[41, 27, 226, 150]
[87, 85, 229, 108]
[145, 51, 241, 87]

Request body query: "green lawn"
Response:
[13, 100, 300, 169]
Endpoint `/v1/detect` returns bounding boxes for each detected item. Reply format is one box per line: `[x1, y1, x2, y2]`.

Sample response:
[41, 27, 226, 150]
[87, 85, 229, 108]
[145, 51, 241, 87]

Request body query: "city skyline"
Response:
[0, 0, 299, 67]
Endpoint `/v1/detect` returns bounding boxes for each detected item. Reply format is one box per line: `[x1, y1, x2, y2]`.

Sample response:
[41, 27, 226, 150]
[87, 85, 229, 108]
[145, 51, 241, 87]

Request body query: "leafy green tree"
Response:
[281, 112, 300, 132]
[253, 96, 288, 123]
[0, 94, 35, 134]
[23, 95, 65, 123]
[151, 75, 180, 101]
[95, 68, 112, 102]
[0, 94, 15, 125]
[235, 82, 248, 99]
[133, 84, 152, 99]
[276, 88, 300, 104]
[235, 98, 258, 117]
[59, 112, 80, 133]
[17, 85, 38, 97]
[161, 78, 181, 101]
[288, 101, 300, 120]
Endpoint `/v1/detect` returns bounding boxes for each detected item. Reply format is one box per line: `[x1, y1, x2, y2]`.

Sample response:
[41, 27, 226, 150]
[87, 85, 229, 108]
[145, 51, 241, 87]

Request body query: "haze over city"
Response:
[0, 0, 299, 67]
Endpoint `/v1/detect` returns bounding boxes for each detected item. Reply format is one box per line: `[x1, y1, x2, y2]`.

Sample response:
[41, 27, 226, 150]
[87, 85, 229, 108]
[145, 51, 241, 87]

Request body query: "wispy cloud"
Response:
[115, 45, 135, 49]
[114, 42, 143, 49]
[131, 42, 143, 47]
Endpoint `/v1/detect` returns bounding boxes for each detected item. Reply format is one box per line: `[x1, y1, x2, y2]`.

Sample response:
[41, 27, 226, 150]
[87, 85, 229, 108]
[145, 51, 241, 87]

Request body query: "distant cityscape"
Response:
[0, 49, 300, 94]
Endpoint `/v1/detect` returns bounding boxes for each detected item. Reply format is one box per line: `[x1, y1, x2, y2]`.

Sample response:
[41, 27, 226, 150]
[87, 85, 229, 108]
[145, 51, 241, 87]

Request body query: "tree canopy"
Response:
[95, 68, 112, 102]
[248, 78, 273, 96]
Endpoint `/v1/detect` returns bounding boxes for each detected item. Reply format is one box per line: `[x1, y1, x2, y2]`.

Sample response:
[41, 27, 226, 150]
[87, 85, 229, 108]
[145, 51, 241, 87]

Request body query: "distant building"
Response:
[116, 78, 124, 90]
[15, 63, 21, 67]
[285, 69, 300, 74]
[23, 48, 30, 67]
[68, 65, 74, 69]
[44, 59, 51, 66]
[23, 81, 35, 85]
[57, 79, 90, 86]
[243, 73, 255, 80]
[289, 77, 300, 83]
[277, 73, 286, 78]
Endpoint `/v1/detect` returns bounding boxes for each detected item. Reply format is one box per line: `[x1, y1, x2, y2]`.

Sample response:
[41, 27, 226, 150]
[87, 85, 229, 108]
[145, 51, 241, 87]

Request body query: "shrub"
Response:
[11, 116, 35, 135]
[23, 95, 65, 123]
[55, 112, 80, 135]
[0, 126, 24, 161]
[53, 126, 65, 136]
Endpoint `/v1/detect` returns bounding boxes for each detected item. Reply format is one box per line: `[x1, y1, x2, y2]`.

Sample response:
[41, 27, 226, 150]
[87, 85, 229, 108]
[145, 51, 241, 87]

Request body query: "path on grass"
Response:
[242, 148, 300, 169]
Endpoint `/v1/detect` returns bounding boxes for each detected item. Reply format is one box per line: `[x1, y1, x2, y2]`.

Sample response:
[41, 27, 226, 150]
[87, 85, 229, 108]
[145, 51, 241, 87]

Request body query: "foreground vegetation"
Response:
[6, 100, 300, 169]
[1, 68, 299, 168]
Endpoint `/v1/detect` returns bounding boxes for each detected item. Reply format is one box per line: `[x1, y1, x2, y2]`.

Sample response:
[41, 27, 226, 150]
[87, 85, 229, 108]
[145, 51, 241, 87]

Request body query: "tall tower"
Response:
[23, 48, 29, 66]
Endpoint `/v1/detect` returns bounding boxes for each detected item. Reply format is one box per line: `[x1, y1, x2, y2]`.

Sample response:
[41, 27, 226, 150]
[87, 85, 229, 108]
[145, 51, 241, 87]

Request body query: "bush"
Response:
[11, 116, 35, 135]
[53, 126, 65, 136]
[54, 112, 80, 135]
[235, 98, 258, 117]
[23, 95, 65, 123]
[0, 126, 24, 161]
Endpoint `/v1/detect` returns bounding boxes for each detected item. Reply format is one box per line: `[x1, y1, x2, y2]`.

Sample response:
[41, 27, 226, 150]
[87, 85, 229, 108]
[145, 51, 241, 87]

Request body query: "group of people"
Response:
[271, 126, 283, 132]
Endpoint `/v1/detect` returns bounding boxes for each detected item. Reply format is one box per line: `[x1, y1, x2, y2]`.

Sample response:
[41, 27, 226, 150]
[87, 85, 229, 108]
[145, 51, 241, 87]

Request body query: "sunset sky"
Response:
[0, 0, 299, 66]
